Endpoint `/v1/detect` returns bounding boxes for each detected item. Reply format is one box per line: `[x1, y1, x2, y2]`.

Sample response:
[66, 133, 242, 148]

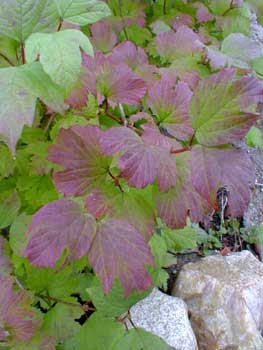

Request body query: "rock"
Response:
[128, 288, 198, 350]
[172, 251, 263, 350]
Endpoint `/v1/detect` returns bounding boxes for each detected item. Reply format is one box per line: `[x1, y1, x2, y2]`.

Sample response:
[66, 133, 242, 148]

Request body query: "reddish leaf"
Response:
[96, 63, 147, 106]
[88, 218, 153, 296]
[90, 20, 117, 53]
[148, 79, 194, 140]
[190, 69, 263, 146]
[100, 125, 177, 191]
[154, 152, 212, 228]
[24, 199, 96, 267]
[195, 3, 214, 23]
[110, 41, 148, 69]
[48, 125, 111, 196]
[156, 26, 203, 62]
[191, 145, 255, 217]
[86, 183, 156, 241]
[0, 277, 40, 344]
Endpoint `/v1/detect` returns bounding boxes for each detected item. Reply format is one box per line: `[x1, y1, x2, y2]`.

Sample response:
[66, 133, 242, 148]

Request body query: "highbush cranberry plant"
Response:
[0, 0, 263, 348]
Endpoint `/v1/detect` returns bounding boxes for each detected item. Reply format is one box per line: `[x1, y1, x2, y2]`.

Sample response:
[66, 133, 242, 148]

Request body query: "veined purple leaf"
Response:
[96, 63, 147, 107]
[156, 25, 203, 62]
[89, 218, 153, 296]
[190, 69, 263, 146]
[100, 126, 177, 191]
[154, 152, 212, 228]
[191, 146, 255, 216]
[86, 183, 156, 241]
[170, 14, 194, 30]
[205, 46, 231, 70]
[24, 199, 96, 267]
[90, 20, 117, 53]
[194, 3, 214, 23]
[48, 125, 111, 196]
[148, 79, 194, 140]
[109, 41, 148, 69]
[0, 277, 40, 344]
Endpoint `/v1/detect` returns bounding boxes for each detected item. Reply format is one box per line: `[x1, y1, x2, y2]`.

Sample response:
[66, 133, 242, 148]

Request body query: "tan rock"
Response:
[172, 251, 263, 350]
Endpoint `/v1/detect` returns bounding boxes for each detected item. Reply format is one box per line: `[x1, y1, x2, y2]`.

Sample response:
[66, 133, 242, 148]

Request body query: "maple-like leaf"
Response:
[191, 145, 255, 217]
[0, 277, 40, 345]
[148, 79, 194, 140]
[86, 183, 156, 240]
[24, 199, 96, 267]
[100, 125, 177, 191]
[0, 0, 59, 42]
[155, 25, 203, 62]
[48, 125, 112, 196]
[221, 33, 263, 69]
[190, 68, 263, 146]
[154, 152, 212, 228]
[25, 29, 94, 91]
[54, 0, 111, 25]
[109, 41, 148, 69]
[89, 218, 153, 296]
[0, 62, 65, 154]
[90, 20, 117, 53]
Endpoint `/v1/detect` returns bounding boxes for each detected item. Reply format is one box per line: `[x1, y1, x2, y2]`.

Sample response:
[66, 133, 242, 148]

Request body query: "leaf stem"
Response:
[0, 52, 14, 66]
[108, 170, 124, 192]
[36, 293, 82, 309]
[163, 0, 167, 15]
[21, 42, 25, 64]
[170, 146, 191, 154]
[118, 0, 129, 40]
[57, 18, 63, 31]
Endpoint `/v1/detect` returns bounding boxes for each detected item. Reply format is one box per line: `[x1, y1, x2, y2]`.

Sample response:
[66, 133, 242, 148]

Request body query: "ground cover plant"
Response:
[0, 0, 263, 349]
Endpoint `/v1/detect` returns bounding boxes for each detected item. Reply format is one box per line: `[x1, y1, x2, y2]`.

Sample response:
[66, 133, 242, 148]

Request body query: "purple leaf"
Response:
[88, 218, 153, 296]
[90, 20, 117, 53]
[109, 41, 148, 69]
[190, 69, 263, 146]
[0, 277, 40, 344]
[148, 79, 194, 140]
[100, 126, 177, 191]
[195, 3, 214, 23]
[156, 26, 203, 62]
[191, 146, 255, 217]
[48, 125, 111, 196]
[154, 152, 212, 228]
[24, 199, 96, 267]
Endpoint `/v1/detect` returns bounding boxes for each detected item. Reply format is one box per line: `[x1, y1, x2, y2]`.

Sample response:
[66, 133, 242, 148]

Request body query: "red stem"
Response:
[57, 19, 63, 31]
[170, 147, 190, 154]
[0, 52, 14, 66]
[21, 42, 25, 64]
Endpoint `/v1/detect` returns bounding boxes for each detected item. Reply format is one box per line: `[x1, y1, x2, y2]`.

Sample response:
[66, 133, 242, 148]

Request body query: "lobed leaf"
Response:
[48, 125, 112, 196]
[191, 145, 255, 216]
[88, 218, 153, 296]
[0, 63, 65, 154]
[25, 29, 94, 91]
[190, 68, 263, 146]
[24, 199, 96, 267]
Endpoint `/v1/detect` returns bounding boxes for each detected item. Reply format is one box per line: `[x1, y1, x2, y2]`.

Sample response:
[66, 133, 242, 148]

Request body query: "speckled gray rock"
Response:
[128, 288, 198, 350]
[173, 251, 263, 350]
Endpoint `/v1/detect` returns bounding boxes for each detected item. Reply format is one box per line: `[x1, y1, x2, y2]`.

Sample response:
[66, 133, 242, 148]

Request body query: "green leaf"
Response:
[41, 303, 82, 342]
[114, 328, 169, 350]
[0, 143, 15, 178]
[50, 114, 89, 140]
[0, 191, 21, 229]
[0, 0, 59, 42]
[246, 126, 262, 148]
[65, 312, 126, 350]
[121, 25, 152, 46]
[9, 213, 31, 256]
[87, 277, 148, 318]
[161, 220, 198, 252]
[25, 29, 93, 91]
[0, 62, 65, 154]
[54, 0, 111, 25]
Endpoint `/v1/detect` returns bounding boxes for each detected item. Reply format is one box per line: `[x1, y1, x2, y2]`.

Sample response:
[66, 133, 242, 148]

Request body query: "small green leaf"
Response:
[0, 191, 21, 229]
[9, 213, 31, 256]
[25, 30, 94, 92]
[246, 126, 262, 148]
[54, 0, 111, 25]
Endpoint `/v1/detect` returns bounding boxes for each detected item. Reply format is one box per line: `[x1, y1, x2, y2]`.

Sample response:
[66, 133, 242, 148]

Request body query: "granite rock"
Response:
[173, 251, 263, 350]
[128, 288, 198, 350]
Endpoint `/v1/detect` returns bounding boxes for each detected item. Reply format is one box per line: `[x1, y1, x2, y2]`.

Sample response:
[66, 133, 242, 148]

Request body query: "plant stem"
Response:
[21, 42, 25, 64]
[44, 113, 56, 134]
[163, 0, 167, 15]
[108, 170, 124, 192]
[118, 0, 128, 40]
[0, 52, 14, 66]
[57, 18, 63, 31]
[170, 146, 190, 154]
[36, 293, 82, 309]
